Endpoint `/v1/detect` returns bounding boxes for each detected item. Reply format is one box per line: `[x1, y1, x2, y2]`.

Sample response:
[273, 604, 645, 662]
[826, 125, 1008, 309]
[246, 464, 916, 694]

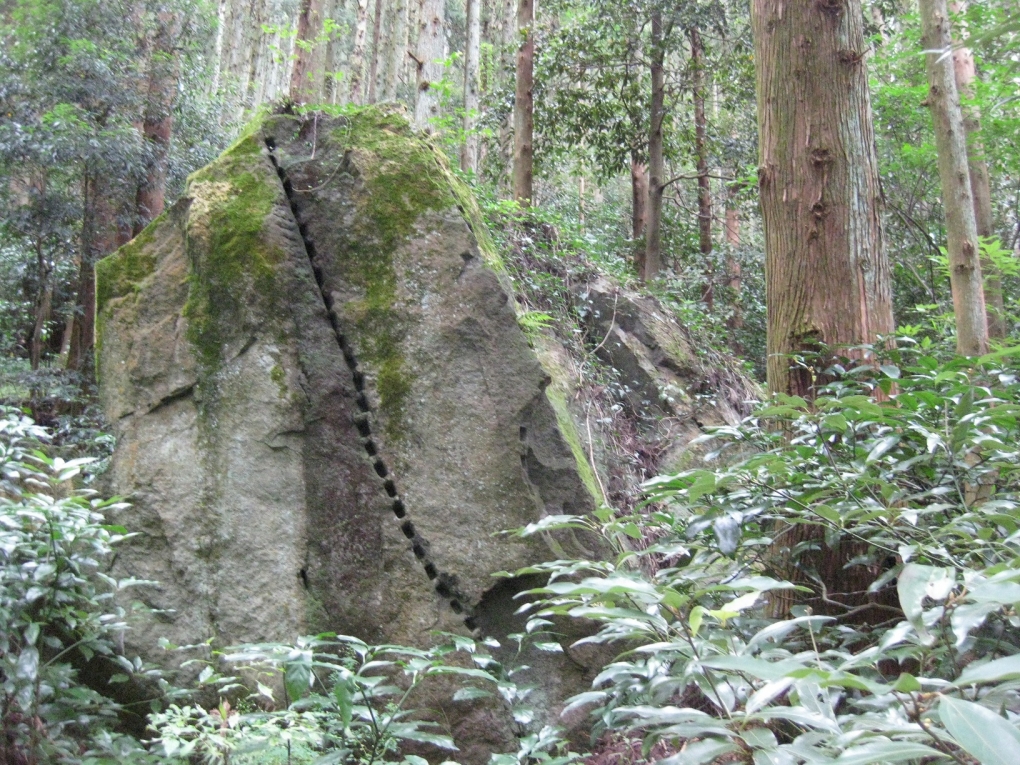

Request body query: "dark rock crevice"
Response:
[265, 137, 476, 629]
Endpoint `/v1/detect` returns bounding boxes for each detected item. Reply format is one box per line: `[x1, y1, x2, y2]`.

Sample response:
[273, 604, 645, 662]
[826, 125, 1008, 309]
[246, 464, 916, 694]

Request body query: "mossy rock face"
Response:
[96, 105, 603, 761]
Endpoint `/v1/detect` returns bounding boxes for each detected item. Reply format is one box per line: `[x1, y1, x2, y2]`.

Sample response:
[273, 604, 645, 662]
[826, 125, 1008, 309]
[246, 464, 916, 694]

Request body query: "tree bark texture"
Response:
[134, 11, 178, 234]
[643, 10, 665, 281]
[348, 0, 371, 105]
[290, 0, 325, 103]
[67, 169, 116, 376]
[631, 157, 648, 240]
[30, 237, 53, 371]
[919, 0, 987, 355]
[383, 0, 408, 101]
[950, 1, 1004, 338]
[753, 0, 894, 397]
[690, 26, 713, 310]
[725, 177, 743, 339]
[461, 0, 481, 173]
[368, 0, 385, 102]
[754, 0, 896, 619]
[413, 0, 446, 130]
[512, 0, 534, 204]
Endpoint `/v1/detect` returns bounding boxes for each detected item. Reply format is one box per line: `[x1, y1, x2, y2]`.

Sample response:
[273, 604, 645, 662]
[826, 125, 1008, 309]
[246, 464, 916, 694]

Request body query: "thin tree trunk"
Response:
[644, 10, 665, 281]
[461, 0, 482, 173]
[67, 168, 115, 376]
[950, 1, 1004, 338]
[349, 0, 371, 105]
[30, 238, 53, 371]
[290, 0, 325, 103]
[725, 177, 743, 339]
[690, 25, 713, 310]
[631, 156, 648, 240]
[134, 11, 178, 235]
[57, 302, 76, 367]
[919, 0, 987, 355]
[578, 173, 586, 234]
[413, 0, 446, 130]
[384, 0, 408, 101]
[512, 0, 534, 204]
[368, 0, 385, 103]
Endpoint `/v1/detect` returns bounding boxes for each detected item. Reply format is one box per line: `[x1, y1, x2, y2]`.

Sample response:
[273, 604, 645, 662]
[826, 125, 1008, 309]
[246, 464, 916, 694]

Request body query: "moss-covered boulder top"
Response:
[94, 106, 602, 761]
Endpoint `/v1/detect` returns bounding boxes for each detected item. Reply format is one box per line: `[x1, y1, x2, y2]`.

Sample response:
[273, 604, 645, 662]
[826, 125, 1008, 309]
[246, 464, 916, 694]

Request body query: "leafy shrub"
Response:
[510, 344, 1020, 764]
[148, 632, 552, 765]
[0, 407, 153, 764]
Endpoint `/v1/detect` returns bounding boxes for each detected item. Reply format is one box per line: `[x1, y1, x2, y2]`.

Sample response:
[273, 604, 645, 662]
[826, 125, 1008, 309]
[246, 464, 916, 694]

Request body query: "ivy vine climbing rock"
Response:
[95, 105, 606, 759]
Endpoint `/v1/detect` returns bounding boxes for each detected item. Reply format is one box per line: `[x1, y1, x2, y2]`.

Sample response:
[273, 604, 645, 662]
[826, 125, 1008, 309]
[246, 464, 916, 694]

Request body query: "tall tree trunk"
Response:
[512, 0, 534, 204]
[349, 0, 371, 105]
[290, 0, 325, 103]
[413, 0, 446, 130]
[753, 0, 895, 618]
[631, 156, 648, 240]
[725, 176, 743, 340]
[67, 169, 116, 377]
[644, 10, 665, 281]
[753, 0, 893, 397]
[461, 0, 482, 173]
[690, 25, 713, 310]
[950, 1, 1004, 338]
[384, 0, 408, 101]
[30, 237, 53, 371]
[134, 11, 178, 235]
[368, 0, 385, 103]
[919, 0, 987, 355]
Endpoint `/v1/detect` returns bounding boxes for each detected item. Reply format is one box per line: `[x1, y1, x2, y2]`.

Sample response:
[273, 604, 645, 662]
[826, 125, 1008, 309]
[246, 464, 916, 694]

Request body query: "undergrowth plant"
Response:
[0, 407, 155, 764]
[148, 632, 556, 765]
[508, 343, 1020, 764]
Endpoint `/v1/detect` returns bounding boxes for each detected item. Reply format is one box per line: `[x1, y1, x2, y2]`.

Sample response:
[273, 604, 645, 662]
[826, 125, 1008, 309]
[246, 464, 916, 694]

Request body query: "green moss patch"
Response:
[325, 107, 462, 440]
[183, 134, 284, 372]
[95, 215, 162, 315]
[545, 386, 604, 504]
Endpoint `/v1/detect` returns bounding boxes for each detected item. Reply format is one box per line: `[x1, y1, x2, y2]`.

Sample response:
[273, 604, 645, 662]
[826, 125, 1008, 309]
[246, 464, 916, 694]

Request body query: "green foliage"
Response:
[148, 633, 534, 765]
[0, 407, 155, 764]
[508, 345, 1020, 764]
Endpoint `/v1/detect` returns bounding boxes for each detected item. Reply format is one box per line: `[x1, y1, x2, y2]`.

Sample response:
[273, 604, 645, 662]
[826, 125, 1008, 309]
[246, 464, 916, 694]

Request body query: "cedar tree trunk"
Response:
[920, 0, 987, 355]
[134, 12, 178, 234]
[512, 0, 534, 204]
[461, 0, 481, 173]
[950, 1, 1004, 338]
[690, 25, 713, 310]
[644, 9, 665, 281]
[753, 0, 895, 617]
[413, 0, 446, 129]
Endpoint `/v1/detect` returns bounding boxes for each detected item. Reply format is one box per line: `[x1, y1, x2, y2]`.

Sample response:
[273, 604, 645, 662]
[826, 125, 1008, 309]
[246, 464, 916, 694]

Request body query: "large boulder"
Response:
[96, 107, 601, 755]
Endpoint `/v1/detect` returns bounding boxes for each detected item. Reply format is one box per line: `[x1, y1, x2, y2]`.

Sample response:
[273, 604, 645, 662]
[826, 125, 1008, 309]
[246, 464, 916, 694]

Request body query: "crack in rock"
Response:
[265, 137, 476, 630]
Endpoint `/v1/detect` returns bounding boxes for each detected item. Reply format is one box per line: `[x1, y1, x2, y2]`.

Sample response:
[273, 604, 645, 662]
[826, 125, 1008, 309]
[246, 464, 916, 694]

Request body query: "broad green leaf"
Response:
[880, 364, 901, 379]
[658, 738, 737, 765]
[284, 655, 313, 703]
[890, 673, 921, 693]
[15, 646, 38, 681]
[866, 435, 900, 464]
[561, 691, 607, 715]
[688, 605, 705, 637]
[957, 654, 1020, 686]
[452, 687, 494, 703]
[713, 514, 741, 555]
[897, 563, 946, 644]
[939, 696, 1020, 765]
[688, 472, 717, 502]
[831, 740, 947, 764]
